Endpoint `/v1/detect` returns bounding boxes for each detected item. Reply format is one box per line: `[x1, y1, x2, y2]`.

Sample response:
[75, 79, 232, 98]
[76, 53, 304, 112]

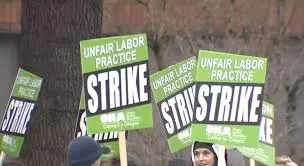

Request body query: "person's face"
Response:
[194, 148, 216, 166]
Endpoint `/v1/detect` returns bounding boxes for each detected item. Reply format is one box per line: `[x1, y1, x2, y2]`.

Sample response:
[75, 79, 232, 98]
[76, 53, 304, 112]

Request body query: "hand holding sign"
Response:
[80, 34, 153, 134]
[192, 50, 268, 148]
[238, 101, 275, 166]
[0, 68, 43, 157]
[150, 56, 197, 153]
[74, 87, 120, 161]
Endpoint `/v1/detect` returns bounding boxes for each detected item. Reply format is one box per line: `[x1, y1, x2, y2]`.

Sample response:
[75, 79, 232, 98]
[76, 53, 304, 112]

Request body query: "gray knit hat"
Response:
[68, 136, 109, 166]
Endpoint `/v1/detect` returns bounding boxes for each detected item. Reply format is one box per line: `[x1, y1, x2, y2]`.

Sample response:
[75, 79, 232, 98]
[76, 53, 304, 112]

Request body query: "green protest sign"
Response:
[150, 57, 196, 153]
[74, 88, 119, 161]
[80, 34, 153, 134]
[192, 50, 268, 148]
[237, 101, 275, 166]
[0, 68, 43, 157]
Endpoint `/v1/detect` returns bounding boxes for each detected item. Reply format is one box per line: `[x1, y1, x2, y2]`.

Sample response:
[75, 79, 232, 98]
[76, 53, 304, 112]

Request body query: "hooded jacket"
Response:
[191, 142, 226, 166]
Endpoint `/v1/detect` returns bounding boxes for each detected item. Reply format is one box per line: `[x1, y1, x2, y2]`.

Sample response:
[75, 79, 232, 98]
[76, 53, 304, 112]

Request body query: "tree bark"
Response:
[19, 0, 102, 165]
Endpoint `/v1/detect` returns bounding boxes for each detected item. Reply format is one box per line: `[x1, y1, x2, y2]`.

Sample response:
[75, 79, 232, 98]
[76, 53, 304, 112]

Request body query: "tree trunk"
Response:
[19, 0, 102, 165]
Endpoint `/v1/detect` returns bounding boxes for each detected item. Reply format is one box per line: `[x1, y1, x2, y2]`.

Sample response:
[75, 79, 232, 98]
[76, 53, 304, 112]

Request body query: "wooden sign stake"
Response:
[119, 131, 127, 166]
[0, 152, 6, 166]
[250, 159, 256, 166]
